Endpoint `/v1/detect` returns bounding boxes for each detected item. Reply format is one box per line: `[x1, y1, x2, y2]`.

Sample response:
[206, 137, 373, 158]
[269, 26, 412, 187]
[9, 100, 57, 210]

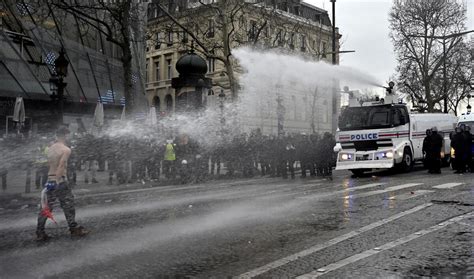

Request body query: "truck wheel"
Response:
[398, 148, 413, 172]
[350, 169, 365, 177]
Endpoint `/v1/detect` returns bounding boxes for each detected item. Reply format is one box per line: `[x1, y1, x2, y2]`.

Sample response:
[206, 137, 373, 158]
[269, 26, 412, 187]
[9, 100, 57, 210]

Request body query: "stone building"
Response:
[146, 0, 341, 134]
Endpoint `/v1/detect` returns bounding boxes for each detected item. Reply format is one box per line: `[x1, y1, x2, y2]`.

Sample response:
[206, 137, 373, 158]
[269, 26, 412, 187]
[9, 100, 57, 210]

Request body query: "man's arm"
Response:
[56, 148, 71, 181]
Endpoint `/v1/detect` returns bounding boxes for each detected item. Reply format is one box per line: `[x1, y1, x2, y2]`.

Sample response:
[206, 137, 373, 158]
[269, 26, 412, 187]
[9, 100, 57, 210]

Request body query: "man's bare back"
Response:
[48, 142, 71, 182]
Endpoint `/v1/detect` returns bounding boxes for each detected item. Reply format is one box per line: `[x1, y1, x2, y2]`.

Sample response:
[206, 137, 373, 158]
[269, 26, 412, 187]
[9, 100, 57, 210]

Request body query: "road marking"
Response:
[236, 203, 432, 278]
[433, 183, 464, 189]
[297, 183, 387, 200]
[391, 190, 435, 201]
[79, 177, 279, 199]
[296, 210, 474, 278]
[346, 183, 422, 199]
[348, 183, 387, 190]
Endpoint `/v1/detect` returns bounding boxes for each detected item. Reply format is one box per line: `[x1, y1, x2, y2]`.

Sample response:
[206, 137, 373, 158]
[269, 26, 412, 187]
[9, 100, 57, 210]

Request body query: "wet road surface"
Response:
[0, 167, 473, 278]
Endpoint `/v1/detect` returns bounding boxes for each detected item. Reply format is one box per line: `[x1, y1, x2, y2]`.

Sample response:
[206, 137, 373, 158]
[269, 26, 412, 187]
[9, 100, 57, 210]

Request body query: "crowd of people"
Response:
[23, 123, 474, 188]
[28, 130, 338, 186]
[450, 124, 473, 174]
[422, 124, 473, 174]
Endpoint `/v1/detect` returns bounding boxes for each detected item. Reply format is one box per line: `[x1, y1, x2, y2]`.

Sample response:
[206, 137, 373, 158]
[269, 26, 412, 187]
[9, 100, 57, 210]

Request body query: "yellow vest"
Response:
[164, 143, 176, 161]
[36, 146, 49, 164]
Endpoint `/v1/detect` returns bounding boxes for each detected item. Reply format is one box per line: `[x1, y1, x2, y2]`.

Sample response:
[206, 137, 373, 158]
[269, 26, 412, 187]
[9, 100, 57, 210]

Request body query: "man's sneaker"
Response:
[92, 179, 99, 183]
[36, 231, 51, 242]
[70, 226, 89, 237]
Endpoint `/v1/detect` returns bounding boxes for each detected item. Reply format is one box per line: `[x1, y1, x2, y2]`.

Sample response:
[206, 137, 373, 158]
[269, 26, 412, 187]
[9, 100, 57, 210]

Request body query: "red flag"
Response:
[41, 207, 57, 225]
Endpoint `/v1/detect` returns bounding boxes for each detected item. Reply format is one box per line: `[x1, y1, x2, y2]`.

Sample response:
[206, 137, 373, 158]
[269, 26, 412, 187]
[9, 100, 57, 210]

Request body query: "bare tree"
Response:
[389, 0, 467, 112]
[43, 0, 148, 113]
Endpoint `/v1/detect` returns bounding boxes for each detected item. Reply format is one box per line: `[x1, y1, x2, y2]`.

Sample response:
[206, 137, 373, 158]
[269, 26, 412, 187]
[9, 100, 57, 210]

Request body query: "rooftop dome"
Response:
[176, 50, 208, 76]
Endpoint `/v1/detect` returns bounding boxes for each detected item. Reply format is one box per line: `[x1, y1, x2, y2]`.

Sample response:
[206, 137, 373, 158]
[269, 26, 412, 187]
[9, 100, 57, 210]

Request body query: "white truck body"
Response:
[457, 112, 474, 128]
[335, 94, 457, 172]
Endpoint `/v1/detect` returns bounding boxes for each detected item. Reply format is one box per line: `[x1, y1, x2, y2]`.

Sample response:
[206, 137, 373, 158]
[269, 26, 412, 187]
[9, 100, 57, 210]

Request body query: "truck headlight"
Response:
[341, 154, 352, 160]
[386, 151, 394, 158]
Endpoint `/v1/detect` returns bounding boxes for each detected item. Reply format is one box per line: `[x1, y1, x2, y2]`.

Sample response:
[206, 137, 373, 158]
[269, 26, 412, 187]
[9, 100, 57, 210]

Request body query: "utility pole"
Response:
[330, 0, 337, 65]
[330, 0, 338, 133]
[443, 39, 447, 113]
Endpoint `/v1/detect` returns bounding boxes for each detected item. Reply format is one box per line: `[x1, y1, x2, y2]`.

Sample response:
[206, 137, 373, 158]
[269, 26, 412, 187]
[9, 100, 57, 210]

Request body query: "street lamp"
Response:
[218, 88, 225, 131]
[467, 92, 471, 114]
[330, 0, 337, 66]
[276, 94, 285, 137]
[49, 48, 69, 125]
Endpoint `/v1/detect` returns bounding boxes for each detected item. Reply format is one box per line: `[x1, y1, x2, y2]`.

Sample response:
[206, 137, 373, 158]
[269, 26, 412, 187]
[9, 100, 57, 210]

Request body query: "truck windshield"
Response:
[339, 105, 394, 131]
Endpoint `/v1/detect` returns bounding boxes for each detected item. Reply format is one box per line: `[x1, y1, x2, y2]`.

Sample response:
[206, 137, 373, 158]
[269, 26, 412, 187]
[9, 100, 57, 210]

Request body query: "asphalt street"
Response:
[0, 166, 473, 278]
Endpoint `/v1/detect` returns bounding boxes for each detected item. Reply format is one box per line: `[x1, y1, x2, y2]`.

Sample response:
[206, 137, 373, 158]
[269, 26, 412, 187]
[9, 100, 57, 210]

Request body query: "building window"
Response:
[155, 61, 160, 82]
[145, 62, 149, 83]
[178, 31, 188, 43]
[294, 6, 300, 15]
[239, 16, 246, 29]
[323, 100, 328, 123]
[249, 20, 257, 40]
[166, 59, 173, 79]
[206, 19, 215, 38]
[155, 32, 161, 49]
[208, 57, 215, 73]
[289, 33, 295, 49]
[276, 29, 283, 46]
[322, 42, 327, 58]
[153, 96, 160, 111]
[167, 31, 173, 45]
[263, 25, 270, 38]
[300, 35, 306, 51]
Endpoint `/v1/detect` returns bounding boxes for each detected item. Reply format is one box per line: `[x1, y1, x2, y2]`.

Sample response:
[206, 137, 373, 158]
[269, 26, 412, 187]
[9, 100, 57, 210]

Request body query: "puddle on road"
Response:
[342, 178, 355, 222]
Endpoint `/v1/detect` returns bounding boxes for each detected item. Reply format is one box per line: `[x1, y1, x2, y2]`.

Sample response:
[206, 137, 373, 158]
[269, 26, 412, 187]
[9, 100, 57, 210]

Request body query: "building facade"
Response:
[146, 0, 341, 134]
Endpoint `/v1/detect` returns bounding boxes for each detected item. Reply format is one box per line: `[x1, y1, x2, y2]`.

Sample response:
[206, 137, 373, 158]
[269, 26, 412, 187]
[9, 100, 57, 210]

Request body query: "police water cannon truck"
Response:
[334, 82, 457, 176]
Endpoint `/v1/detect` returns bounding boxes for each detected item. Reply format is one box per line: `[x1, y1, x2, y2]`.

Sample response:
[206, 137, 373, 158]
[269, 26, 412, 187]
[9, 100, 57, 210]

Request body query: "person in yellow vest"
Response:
[35, 141, 49, 189]
[162, 139, 176, 179]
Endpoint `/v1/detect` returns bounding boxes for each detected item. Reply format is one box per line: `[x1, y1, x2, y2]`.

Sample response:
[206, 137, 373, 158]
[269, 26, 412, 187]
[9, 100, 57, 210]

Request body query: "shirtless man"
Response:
[36, 127, 88, 241]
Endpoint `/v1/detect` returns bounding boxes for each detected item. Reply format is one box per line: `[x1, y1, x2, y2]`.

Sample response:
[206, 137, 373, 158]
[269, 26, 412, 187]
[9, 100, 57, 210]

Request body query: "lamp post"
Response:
[467, 93, 472, 114]
[276, 94, 285, 137]
[330, 0, 337, 65]
[218, 88, 225, 133]
[49, 48, 69, 125]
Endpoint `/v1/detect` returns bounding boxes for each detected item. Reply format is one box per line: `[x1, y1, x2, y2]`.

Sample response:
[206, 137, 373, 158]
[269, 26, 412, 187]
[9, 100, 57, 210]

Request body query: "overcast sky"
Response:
[305, 0, 474, 86]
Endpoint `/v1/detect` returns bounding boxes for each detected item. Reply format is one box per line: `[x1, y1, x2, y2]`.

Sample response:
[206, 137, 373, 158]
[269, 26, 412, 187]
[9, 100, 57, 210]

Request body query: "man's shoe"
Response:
[92, 179, 99, 183]
[36, 231, 50, 242]
[70, 226, 89, 237]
